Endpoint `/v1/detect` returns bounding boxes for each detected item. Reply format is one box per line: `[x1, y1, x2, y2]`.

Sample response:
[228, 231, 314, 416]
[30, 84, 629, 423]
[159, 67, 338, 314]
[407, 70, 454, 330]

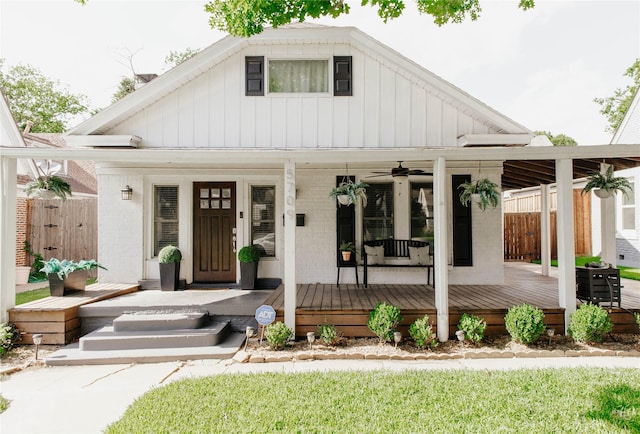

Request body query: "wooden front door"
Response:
[193, 182, 236, 282]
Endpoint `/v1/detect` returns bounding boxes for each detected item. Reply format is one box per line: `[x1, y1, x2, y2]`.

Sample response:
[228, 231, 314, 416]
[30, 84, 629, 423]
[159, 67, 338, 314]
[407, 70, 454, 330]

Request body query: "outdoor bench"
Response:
[362, 239, 433, 288]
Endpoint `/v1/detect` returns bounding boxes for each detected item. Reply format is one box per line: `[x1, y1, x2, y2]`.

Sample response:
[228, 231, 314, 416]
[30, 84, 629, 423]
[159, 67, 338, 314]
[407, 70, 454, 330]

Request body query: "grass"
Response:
[15, 278, 98, 305]
[106, 368, 640, 433]
[0, 394, 8, 413]
[532, 256, 640, 281]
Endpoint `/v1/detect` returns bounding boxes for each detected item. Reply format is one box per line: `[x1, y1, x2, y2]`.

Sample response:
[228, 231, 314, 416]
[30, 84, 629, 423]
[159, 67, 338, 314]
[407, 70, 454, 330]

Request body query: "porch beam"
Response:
[555, 158, 576, 332]
[0, 156, 17, 322]
[540, 183, 551, 276]
[283, 161, 296, 333]
[599, 163, 617, 265]
[433, 156, 449, 342]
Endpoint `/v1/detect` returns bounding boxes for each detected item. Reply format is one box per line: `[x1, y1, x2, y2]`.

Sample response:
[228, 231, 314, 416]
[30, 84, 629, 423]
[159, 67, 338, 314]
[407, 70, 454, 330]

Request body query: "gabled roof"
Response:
[611, 87, 640, 144]
[0, 91, 26, 148]
[69, 25, 530, 137]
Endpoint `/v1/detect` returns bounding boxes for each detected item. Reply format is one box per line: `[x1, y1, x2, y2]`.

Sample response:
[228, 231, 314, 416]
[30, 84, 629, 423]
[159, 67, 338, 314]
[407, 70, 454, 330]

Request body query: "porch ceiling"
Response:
[502, 156, 640, 190]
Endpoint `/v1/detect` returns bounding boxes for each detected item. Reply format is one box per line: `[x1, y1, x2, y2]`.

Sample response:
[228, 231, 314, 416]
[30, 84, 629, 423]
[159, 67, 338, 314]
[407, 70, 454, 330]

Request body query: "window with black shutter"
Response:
[333, 56, 352, 96]
[452, 175, 473, 266]
[245, 56, 264, 96]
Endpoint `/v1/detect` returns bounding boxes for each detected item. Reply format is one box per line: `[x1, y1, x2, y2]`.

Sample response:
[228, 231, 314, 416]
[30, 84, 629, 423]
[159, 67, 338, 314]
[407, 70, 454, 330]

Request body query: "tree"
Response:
[75, 0, 535, 37]
[111, 77, 136, 103]
[594, 58, 640, 133]
[534, 131, 577, 146]
[164, 48, 200, 70]
[0, 62, 89, 133]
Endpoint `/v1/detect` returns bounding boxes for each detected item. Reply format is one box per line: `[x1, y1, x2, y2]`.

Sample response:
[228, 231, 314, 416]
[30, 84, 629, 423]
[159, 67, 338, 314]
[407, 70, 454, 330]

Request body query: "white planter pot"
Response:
[16, 266, 31, 285]
[337, 194, 351, 206]
[33, 189, 57, 200]
[470, 193, 481, 203]
[594, 189, 614, 199]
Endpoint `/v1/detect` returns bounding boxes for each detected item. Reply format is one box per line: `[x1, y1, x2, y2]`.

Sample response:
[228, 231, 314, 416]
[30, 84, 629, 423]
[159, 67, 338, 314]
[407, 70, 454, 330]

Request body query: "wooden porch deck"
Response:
[8, 283, 139, 344]
[265, 263, 640, 337]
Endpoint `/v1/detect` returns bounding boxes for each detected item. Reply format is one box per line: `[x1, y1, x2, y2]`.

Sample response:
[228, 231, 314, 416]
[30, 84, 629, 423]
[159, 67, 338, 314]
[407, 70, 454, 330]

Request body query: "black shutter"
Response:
[336, 175, 356, 265]
[452, 175, 473, 266]
[333, 56, 352, 96]
[245, 56, 264, 96]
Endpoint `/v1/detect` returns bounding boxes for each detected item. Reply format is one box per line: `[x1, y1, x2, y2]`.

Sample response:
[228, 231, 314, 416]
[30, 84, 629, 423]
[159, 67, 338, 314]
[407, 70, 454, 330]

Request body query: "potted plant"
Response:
[329, 180, 369, 207]
[25, 175, 72, 201]
[41, 258, 106, 296]
[238, 245, 261, 289]
[158, 245, 182, 291]
[339, 241, 355, 261]
[458, 178, 500, 210]
[581, 165, 632, 199]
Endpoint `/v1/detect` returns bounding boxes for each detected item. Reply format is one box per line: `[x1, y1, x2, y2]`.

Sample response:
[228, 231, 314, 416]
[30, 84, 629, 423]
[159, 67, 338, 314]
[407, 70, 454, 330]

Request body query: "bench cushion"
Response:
[364, 245, 384, 265]
[409, 246, 431, 266]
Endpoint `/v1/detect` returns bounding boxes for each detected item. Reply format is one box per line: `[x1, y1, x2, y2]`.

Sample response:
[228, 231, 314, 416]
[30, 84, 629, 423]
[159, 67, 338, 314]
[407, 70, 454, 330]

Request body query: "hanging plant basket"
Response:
[582, 166, 631, 200]
[25, 175, 72, 201]
[458, 178, 500, 211]
[330, 180, 369, 207]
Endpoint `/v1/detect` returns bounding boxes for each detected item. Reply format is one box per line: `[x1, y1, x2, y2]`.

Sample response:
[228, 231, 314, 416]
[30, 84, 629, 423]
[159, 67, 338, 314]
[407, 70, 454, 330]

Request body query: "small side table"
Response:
[337, 260, 359, 287]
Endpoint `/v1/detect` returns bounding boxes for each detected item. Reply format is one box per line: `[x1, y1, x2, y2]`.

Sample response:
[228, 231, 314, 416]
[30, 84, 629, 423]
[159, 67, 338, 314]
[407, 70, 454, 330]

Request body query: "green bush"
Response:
[367, 302, 402, 344]
[635, 312, 640, 331]
[408, 315, 438, 350]
[264, 321, 293, 350]
[504, 303, 546, 344]
[1, 323, 21, 357]
[568, 303, 613, 343]
[237, 245, 261, 263]
[317, 323, 340, 346]
[457, 313, 486, 343]
[158, 245, 182, 264]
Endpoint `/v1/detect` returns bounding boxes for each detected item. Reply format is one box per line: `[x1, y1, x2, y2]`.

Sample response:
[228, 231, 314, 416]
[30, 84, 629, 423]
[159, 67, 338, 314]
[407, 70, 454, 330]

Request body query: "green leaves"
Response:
[581, 165, 632, 198]
[458, 178, 500, 211]
[0, 63, 88, 133]
[367, 301, 402, 344]
[25, 176, 72, 201]
[40, 258, 106, 279]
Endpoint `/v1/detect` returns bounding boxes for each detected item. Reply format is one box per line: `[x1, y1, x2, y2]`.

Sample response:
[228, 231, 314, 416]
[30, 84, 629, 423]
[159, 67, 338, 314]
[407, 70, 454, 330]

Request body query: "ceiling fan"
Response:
[367, 161, 432, 178]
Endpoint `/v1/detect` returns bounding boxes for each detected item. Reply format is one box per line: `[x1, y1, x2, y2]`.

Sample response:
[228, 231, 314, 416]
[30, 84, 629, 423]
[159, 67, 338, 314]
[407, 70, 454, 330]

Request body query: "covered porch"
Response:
[267, 262, 640, 338]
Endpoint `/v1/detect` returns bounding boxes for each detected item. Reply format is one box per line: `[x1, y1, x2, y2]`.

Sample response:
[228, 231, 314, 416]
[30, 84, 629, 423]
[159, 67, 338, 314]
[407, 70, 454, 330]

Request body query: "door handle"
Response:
[232, 235, 237, 253]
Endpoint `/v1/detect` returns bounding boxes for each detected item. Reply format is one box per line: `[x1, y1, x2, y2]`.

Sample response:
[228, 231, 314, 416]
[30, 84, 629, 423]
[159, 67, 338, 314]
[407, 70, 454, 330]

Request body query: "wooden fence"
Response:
[504, 190, 591, 261]
[27, 198, 98, 275]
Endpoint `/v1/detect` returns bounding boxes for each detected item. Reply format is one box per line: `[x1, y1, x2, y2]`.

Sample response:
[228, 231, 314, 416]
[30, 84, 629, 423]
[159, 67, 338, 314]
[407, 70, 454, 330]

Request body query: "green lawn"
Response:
[533, 256, 640, 281]
[106, 368, 640, 433]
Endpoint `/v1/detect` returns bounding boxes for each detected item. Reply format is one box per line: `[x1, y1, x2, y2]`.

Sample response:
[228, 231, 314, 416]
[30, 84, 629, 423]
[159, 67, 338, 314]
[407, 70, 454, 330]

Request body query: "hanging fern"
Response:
[25, 175, 72, 201]
[458, 178, 500, 211]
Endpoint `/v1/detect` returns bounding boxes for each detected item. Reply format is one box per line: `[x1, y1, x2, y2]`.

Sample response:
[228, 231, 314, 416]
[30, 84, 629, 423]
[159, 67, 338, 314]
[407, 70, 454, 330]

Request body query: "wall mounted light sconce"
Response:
[121, 185, 133, 200]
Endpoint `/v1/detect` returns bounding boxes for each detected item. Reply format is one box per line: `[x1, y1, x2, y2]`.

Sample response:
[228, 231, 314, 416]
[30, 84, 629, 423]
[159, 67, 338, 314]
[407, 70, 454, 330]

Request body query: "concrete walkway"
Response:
[2, 356, 640, 434]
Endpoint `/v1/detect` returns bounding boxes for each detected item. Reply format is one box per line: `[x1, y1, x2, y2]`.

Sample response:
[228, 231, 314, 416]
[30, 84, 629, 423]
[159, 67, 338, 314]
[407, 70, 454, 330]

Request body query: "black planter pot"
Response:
[160, 262, 181, 291]
[240, 261, 258, 289]
[48, 269, 88, 296]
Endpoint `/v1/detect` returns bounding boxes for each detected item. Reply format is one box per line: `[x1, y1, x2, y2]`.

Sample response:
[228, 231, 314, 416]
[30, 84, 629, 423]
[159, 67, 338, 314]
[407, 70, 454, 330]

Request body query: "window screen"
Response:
[269, 60, 328, 93]
[363, 183, 394, 241]
[154, 186, 178, 256]
[251, 186, 276, 257]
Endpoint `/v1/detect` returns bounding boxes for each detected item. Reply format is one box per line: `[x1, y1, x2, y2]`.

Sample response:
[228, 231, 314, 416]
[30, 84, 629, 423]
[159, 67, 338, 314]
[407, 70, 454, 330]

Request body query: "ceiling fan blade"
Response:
[408, 170, 433, 176]
[365, 174, 391, 178]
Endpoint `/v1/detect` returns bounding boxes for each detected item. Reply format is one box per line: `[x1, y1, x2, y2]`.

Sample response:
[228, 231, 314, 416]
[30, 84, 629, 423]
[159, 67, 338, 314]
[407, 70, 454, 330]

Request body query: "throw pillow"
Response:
[364, 245, 384, 265]
[409, 246, 431, 266]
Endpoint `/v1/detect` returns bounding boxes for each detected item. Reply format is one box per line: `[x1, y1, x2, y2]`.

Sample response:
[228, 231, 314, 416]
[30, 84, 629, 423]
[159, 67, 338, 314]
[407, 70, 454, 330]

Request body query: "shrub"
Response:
[1, 323, 21, 357]
[504, 303, 546, 344]
[635, 312, 640, 331]
[158, 245, 182, 264]
[367, 302, 402, 344]
[568, 303, 613, 343]
[317, 323, 340, 346]
[457, 313, 486, 343]
[264, 321, 292, 350]
[237, 245, 261, 263]
[408, 315, 438, 350]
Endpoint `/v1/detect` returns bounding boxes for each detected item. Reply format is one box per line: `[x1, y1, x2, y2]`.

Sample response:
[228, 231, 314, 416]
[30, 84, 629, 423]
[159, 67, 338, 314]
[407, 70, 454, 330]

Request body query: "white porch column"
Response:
[0, 156, 17, 322]
[599, 163, 617, 265]
[283, 161, 296, 333]
[540, 184, 551, 276]
[556, 159, 576, 332]
[433, 157, 449, 342]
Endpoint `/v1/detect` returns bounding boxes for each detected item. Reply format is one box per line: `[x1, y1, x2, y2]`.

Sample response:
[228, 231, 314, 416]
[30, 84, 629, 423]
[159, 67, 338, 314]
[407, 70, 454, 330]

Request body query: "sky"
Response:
[0, 0, 639, 145]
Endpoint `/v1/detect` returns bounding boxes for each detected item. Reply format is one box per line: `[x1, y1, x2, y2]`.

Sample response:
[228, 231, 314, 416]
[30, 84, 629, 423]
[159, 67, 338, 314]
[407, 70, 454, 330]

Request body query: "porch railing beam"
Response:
[433, 156, 449, 342]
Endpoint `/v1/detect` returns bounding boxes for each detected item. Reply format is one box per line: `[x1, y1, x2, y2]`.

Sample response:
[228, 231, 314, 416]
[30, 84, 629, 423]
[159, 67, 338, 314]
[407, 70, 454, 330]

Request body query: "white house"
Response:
[3, 25, 640, 339]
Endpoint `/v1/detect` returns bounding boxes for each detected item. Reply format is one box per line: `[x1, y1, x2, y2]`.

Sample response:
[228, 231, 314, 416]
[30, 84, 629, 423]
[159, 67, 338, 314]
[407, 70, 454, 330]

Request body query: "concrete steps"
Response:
[79, 311, 230, 351]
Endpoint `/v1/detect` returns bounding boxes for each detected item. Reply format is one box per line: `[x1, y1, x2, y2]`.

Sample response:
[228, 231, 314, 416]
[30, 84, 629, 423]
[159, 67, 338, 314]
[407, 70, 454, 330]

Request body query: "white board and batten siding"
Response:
[108, 45, 496, 150]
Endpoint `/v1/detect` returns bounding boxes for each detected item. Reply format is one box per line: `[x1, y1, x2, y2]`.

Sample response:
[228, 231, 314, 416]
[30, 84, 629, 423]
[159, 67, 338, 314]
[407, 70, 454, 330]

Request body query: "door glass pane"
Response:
[154, 186, 179, 256]
[411, 183, 434, 241]
[363, 183, 394, 241]
[251, 186, 276, 257]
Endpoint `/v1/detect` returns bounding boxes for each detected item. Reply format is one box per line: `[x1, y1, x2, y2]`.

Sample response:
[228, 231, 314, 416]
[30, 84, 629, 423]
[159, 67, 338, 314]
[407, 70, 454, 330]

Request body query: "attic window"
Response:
[268, 60, 328, 93]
